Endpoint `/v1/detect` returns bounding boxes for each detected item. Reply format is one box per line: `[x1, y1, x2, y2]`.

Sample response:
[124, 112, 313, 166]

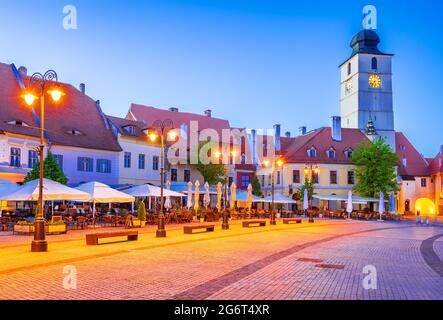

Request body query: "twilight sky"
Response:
[0, 0, 442, 157]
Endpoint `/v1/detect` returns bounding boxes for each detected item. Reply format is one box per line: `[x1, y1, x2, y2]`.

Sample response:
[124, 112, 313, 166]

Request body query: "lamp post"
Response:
[144, 119, 178, 238]
[215, 149, 236, 230]
[262, 157, 284, 225]
[303, 164, 319, 223]
[22, 70, 65, 252]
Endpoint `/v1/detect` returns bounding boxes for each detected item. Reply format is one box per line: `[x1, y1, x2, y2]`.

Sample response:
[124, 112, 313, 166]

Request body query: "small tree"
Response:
[190, 140, 225, 185]
[137, 201, 146, 221]
[251, 175, 262, 197]
[297, 177, 316, 204]
[351, 139, 400, 198]
[24, 151, 68, 185]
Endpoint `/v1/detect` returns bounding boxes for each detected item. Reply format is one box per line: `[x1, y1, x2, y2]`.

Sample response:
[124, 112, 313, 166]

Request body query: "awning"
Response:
[235, 191, 264, 202]
[313, 194, 379, 204]
[262, 193, 297, 204]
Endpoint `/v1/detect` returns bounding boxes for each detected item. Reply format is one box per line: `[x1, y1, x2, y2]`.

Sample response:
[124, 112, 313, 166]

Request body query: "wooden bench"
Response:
[184, 224, 215, 234]
[283, 218, 302, 224]
[86, 230, 138, 245]
[242, 220, 266, 228]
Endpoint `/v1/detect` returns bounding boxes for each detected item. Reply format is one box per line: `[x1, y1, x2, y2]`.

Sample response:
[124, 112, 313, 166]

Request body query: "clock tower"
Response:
[339, 29, 396, 149]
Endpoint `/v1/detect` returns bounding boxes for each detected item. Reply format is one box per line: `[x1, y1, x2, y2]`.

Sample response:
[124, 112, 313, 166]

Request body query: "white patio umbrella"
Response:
[187, 181, 193, 210]
[2, 178, 90, 201]
[164, 180, 172, 210]
[246, 184, 253, 211]
[204, 182, 210, 209]
[378, 192, 385, 222]
[124, 184, 185, 198]
[216, 182, 222, 210]
[230, 182, 236, 209]
[75, 181, 135, 217]
[346, 191, 353, 220]
[303, 189, 309, 211]
[194, 180, 200, 212]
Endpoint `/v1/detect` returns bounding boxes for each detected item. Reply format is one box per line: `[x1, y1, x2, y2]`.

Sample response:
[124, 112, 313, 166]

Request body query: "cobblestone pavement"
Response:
[0, 219, 442, 300]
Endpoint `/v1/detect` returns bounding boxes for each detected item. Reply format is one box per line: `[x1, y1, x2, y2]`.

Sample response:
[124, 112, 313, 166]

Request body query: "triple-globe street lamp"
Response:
[144, 119, 178, 238]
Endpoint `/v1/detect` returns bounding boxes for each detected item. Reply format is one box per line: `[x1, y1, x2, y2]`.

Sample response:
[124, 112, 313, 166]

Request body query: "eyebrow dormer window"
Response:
[66, 129, 84, 136]
[7, 120, 29, 127]
[307, 147, 317, 158]
[124, 126, 136, 135]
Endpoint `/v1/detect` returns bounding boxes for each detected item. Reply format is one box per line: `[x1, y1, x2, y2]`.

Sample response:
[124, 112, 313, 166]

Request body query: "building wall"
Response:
[257, 163, 356, 197]
[398, 177, 434, 215]
[50, 145, 119, 186]
[117, 136, 161, 185]
[0, 133, 120, 186]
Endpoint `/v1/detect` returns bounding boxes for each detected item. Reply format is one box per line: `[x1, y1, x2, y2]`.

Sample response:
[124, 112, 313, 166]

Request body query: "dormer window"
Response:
[399, 144, 406, 152]
[124, 125, 136, 135]
[326, 148, 336, 159]
[66, 129, 84, 136]
[344, 148, 353, 159]
[7, 120, 29, 127]
[307, 147, 317, 158]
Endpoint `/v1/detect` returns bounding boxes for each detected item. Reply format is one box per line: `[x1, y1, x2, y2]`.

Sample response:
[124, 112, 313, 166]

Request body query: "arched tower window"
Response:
[371, 57, 378, 70]
[347, 63, 352, 75]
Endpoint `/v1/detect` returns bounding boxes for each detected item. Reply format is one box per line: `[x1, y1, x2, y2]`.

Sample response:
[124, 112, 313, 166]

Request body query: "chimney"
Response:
[273, 124, 281, 153]
[299, 126, 307, 136]
[169, 107, 179, 112]
[440, 145, 443, 154]
[79, 83, 86, 94]
[331, 116, 342, 142]
[251, 129, 257, 165]
[18, 66, 27, 77]
[285, 131, 291, 138]
[204, 109, 212, 117]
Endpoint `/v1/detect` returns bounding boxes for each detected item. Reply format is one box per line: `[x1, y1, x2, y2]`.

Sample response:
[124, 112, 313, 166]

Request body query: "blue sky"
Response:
[0, 0, 442, 157]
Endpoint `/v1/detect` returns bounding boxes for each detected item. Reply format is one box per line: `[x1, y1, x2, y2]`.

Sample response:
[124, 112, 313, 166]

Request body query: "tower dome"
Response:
[350, 29, 385, 55]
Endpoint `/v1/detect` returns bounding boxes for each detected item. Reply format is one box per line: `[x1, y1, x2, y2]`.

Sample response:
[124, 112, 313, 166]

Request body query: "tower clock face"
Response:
[368, 74, 382, 88]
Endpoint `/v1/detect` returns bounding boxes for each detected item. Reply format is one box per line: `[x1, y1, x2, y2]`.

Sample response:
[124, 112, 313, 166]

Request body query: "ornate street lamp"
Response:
[215, 149, 237, 230]
[262, 157, 284, 225]
[144, 119, 177, 237]
[22, 70, 65, 252]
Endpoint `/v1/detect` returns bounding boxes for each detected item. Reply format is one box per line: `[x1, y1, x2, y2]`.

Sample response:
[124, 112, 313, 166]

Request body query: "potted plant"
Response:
[133, 202, 147, 228]
[47, 221, 67, 234]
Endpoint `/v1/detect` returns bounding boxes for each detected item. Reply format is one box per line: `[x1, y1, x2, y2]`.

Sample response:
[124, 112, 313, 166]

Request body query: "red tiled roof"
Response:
[127, 104, 231, 139]
[429, 153, 443, 175]
[0, 63, 121, 152]
[281, 127, 370, 164]
[396, 132, 429, 177]
[106, 115, 149, 139]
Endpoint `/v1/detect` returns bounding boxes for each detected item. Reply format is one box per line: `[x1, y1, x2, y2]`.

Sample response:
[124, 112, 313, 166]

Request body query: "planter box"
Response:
[47, 224, 67, 234]
[13, 224, 67, 235]
[132, 220, 146, 228]
[13, 224, 35, 234]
